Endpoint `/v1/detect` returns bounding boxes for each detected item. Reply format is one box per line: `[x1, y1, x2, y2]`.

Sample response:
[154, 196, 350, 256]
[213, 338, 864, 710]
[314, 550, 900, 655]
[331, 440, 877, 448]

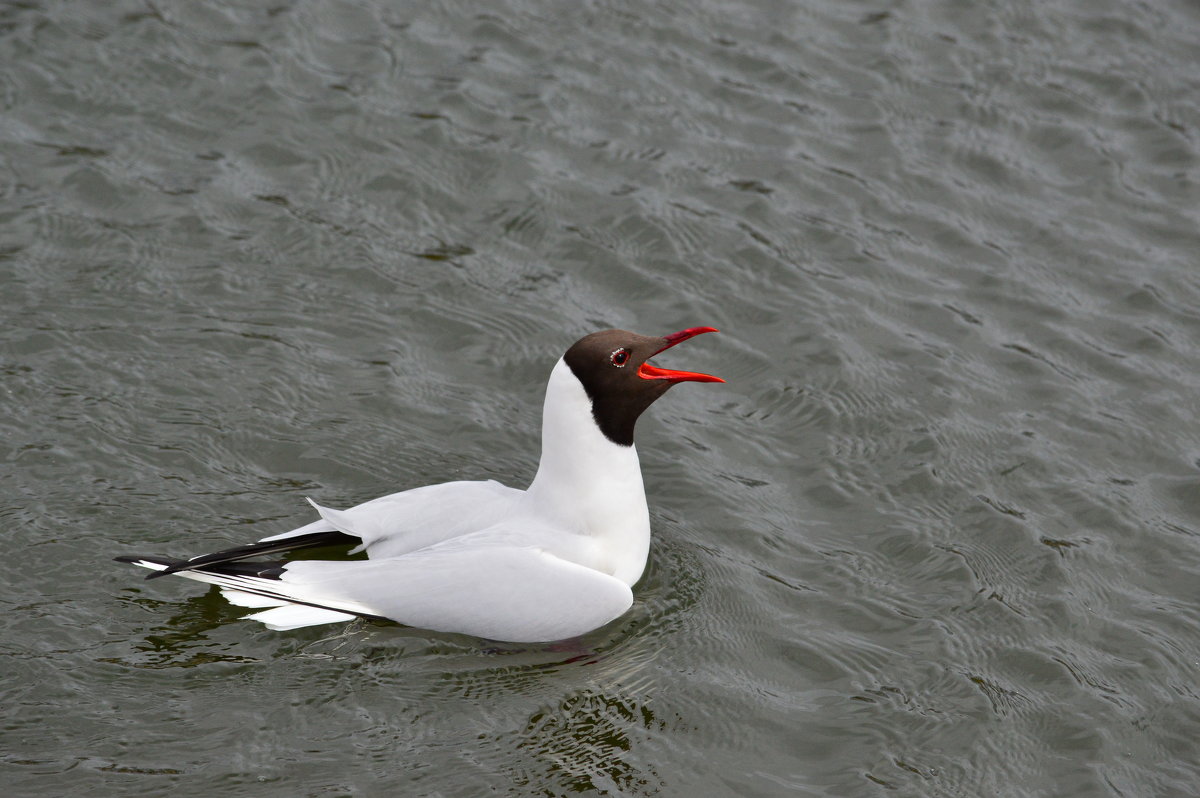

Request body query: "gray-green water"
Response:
[3, 1, 1199, 795]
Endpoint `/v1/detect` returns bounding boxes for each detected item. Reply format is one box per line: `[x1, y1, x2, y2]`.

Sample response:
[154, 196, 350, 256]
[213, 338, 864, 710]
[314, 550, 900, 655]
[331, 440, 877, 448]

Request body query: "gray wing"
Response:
[269, 479, 523, 558]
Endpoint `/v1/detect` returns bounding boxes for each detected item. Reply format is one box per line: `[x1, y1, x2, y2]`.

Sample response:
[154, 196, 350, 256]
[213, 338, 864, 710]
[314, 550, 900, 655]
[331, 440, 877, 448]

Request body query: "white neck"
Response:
[524, 358, 651, 585]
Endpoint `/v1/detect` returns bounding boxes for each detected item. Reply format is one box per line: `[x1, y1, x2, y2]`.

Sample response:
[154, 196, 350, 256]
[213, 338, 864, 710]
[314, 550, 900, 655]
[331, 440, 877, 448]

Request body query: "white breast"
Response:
[522, 358, 652, 585]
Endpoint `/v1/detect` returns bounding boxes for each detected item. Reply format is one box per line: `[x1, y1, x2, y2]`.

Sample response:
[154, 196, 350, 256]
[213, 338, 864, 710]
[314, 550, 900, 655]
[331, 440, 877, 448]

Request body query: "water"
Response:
[3, 0, 1199, 795]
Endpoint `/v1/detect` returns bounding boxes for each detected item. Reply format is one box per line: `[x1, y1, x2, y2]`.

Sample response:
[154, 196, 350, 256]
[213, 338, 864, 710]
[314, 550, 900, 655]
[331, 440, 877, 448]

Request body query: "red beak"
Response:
[637, 327, 725, 383]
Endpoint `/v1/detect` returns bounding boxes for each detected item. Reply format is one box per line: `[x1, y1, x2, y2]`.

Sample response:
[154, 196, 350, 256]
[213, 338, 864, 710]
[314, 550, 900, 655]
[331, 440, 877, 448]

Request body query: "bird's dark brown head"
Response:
[563, 326, 723, 446]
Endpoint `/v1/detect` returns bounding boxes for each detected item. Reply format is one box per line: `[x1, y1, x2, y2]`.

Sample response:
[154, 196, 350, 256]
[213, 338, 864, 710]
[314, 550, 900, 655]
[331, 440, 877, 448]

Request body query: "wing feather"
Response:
[281, 546, 633, 642]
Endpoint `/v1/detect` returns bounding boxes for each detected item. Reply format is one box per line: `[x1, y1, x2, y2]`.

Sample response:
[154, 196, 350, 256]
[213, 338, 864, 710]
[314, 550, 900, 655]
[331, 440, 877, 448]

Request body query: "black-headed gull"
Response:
[116, 327, 723, 642]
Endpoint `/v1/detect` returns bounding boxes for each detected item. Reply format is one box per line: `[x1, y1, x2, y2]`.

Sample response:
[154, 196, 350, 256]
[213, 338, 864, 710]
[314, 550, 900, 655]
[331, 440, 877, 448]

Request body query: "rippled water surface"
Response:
[3, 1, 1200, 795]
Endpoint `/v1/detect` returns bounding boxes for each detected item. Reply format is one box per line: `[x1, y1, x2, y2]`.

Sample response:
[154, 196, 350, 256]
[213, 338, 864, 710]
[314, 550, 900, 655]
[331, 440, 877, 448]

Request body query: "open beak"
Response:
[637, 326, 725, 383]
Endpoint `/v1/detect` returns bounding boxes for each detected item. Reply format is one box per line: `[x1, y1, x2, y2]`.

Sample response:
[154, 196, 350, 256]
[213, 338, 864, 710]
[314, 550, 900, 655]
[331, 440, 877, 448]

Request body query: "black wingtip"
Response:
[113, 553, 180, 578]
[131, 530, 358, 580]
[144, 563, 183, 580]
[116, 531, 357, 582]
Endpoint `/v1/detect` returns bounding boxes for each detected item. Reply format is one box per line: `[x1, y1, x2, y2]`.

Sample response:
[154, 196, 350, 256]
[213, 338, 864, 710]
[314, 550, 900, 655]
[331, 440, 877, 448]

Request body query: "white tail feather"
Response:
[220, 589, 290, 609]
[245, 605, 357, 630]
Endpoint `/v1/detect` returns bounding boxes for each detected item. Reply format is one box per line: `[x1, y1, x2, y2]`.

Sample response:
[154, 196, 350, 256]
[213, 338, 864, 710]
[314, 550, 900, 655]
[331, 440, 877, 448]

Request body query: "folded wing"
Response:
[281, 546, 634, 642]
[119, 545, 633, 642]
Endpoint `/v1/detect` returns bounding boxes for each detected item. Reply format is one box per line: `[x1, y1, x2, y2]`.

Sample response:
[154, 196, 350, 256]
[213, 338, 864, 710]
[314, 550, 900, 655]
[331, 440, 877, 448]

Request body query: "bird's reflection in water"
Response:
[505, 686, 668, 795]
[425, 624, 672, 795]
[103, 588, 262, 669]
[105, 555, 689, 796]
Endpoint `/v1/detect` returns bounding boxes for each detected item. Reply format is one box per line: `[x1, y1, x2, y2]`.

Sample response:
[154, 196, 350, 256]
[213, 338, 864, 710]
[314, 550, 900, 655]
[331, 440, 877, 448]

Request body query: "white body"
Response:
[132, 358, 654, 641]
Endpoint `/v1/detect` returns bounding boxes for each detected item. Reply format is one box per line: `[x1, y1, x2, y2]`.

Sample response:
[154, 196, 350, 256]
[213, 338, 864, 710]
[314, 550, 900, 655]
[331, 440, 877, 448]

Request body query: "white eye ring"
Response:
[610, 348, 630, 367]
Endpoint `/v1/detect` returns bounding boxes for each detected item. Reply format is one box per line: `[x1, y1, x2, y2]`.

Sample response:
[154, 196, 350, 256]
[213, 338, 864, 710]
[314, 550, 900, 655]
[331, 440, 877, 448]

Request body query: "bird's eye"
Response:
[610, 348, 630, 367]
